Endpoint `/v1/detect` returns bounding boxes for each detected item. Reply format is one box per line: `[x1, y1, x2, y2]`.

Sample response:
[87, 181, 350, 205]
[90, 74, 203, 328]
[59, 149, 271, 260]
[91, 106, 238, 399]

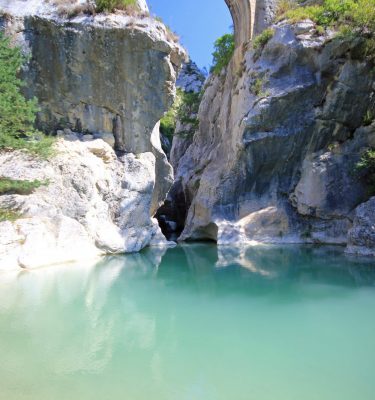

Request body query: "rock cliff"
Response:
[0, 138, 171, 270]
[0, 0, 185, 213]
[0, 0, 185, 269]
[171, 21, 375, 253]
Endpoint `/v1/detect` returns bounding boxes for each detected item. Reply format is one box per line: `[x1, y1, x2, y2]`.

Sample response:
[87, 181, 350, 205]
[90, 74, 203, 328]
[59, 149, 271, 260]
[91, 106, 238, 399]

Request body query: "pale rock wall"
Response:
[172, 21, 375, 251]
[0, 0, 186, 270]
[0, 0, 186, 213]
[0, 139, 171, 271]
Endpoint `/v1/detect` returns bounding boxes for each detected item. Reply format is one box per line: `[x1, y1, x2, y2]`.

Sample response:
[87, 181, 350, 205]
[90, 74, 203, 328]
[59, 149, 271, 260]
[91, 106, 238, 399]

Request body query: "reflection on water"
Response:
[0, 244, 374, 400]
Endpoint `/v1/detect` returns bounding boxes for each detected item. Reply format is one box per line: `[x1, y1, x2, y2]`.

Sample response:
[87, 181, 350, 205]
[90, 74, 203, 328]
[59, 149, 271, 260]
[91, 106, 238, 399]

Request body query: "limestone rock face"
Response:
[0, 1, 184, 151]
[176, 61, 206, 94]
[0, 139, 172, 271]
[158, 61, 206, 237]
[346, 197, 375, 257]
[173, 22, 375, 247]
[0, 0, 185, 213]
[170, 61, 206, 171]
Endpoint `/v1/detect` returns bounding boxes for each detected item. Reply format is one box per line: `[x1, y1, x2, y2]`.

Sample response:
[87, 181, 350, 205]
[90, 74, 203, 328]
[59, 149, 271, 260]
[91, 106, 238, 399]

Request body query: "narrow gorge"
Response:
[1, 1, 375, 399]
[0, 0, 374, 271]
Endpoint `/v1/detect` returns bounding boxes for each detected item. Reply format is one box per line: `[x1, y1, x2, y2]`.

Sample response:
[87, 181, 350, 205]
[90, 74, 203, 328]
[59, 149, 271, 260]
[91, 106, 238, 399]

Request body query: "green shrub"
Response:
[211, 33, 235, 74]
[177, 90, 202, 126]
[282, 5, 325, 24]
[0, 208, 22, 222]
[0, 34, 54, 158]
[160, 89, 183, 139]
[282, 0, 375, 31]
[252, 28, 275, 59]
[95, 0, 139, 13]
[253, 28, 275, 50]
[160, 88, 202, 139]
[276, 0, 298, 18]
[280, 0, 375, 61]
[0, 178, 48, 195]
[356, 148, 375, 194]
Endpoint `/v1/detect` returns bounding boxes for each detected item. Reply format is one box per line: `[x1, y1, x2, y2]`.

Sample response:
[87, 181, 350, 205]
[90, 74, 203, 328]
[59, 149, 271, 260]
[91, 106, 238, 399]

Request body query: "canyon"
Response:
[0, 0, 374, 270]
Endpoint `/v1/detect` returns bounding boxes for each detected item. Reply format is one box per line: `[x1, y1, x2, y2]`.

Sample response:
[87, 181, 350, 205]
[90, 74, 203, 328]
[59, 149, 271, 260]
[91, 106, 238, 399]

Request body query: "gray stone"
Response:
[82, 134, 94, 142]
[101, 133, 116, 148]
[171, 23, 374, 246]
[0, 139, 171, 270]
[346, 197, 375, 257]
[63, 128, 73, 135]
[1, 0, 185, 225]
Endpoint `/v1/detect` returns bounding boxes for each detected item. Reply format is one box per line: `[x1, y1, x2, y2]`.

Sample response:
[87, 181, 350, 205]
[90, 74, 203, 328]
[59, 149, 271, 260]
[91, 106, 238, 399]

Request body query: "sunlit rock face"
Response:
[174, 22, 375, 248]
[0, 0, 186, 214]
[0, 139, 172, 270]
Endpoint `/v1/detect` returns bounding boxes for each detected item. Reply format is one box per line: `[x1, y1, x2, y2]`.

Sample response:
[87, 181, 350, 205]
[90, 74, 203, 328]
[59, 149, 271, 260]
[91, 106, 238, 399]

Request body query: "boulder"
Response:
[346, 197, 375, 257]
[0, 139, 171, 270]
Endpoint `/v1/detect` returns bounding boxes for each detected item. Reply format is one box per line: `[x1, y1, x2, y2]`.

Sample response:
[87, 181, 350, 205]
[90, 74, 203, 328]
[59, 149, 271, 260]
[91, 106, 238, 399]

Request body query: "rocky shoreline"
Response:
[0, 0, 374, 271]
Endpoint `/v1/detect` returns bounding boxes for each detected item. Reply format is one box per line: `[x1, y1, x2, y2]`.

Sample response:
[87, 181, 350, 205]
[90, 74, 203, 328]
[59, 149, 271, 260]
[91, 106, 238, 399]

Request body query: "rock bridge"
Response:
[225, 0, 276, 47]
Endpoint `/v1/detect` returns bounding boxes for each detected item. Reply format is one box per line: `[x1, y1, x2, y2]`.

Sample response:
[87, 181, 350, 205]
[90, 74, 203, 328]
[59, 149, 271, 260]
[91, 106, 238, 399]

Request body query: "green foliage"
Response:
[0, 34, 54, 158]
[95, 0, 139, 13]
[0, 177, 48, 195]
[282, 0, 375, 31]
[251, 78, 265, 96]
[253, 28, 275, 50]
[276, 0, 298, 18]
[356, 148, 375, 194]
[252, 28, 275, 59]
[282, 5, 324, 24]
[363, 109, 375, 126]
[160, 89, 183, 139]
[160, 89, 202, 139]
[249, 72, 270, 97]
[280, 0, 375, 61]
[0, 208, 22, 222]
[177, 90, 202, 128]
[211, 33, 235, 74]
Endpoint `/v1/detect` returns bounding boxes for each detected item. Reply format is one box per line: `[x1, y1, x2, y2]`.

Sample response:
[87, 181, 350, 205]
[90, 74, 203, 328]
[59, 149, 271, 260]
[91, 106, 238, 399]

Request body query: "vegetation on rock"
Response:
[160, 89, 183, 139]
[211, 33, 235, 74]
[160, 88, 202, 139]
[95, 0, 139, 13]
[0, 178, 48, 195]
[0, 34, 54, 158]
[252, 28, 275, 59]
[356, 148, 375, 195]
[279, 0, 375, 60]
[0, 208, 21, 222]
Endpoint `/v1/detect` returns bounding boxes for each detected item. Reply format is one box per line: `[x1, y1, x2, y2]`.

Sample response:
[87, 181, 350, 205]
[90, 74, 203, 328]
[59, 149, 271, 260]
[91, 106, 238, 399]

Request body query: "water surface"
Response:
[0, 244, 374, 400]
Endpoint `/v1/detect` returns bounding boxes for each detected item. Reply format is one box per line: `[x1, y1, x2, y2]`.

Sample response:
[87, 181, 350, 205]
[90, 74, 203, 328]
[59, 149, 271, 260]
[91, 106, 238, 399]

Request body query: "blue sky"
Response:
[147, 0, 233, 70]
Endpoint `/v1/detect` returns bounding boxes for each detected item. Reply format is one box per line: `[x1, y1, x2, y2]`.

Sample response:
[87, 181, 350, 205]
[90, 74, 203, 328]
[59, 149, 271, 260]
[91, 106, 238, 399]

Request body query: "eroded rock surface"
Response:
[346, 197, 375, 257]
[172, 21, 375, 250]
[0, 0, 185, 213]
[0, 139, 171, 271]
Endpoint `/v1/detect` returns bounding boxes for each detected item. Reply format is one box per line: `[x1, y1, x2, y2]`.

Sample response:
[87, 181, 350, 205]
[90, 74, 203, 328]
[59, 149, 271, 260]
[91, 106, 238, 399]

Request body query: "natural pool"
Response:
[0, 244, 374, 400]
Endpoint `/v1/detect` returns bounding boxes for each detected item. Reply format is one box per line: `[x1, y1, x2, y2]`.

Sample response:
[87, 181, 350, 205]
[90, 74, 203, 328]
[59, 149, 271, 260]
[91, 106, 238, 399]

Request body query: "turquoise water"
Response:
[0, 244, 375, 400]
